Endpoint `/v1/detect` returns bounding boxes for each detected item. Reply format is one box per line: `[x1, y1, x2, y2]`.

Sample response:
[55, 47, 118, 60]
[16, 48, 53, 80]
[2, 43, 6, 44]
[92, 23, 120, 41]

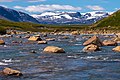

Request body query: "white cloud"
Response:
[28, 0, 46, 2]
[0, 0, 13, 2]
[14, 6, 24, 9]
[86, 5, 105, 11]
[14, 4, 82, 13]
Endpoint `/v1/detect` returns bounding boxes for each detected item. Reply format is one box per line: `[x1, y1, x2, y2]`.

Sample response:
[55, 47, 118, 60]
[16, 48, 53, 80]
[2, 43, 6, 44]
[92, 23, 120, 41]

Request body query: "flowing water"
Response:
[0, 33, 120, 80]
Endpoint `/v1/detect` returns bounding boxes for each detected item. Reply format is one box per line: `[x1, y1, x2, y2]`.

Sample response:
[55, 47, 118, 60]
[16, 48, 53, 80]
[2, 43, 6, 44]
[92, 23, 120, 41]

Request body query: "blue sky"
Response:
[0, 0, 119, 14]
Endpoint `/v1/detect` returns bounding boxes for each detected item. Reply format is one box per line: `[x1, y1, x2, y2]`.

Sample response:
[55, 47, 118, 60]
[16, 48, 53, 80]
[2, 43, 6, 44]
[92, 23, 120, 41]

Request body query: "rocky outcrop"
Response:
[112, 46, 120, 52]
[38, 41, 47, 44]
[83, 36, 102, 46]
[43, 46, 65, 53]
[102, 40, 117, 46]
[28, 36, 42, 41]
[0, 40, 5, 45]
[2, 67, 22, 76]
[83, 44, 100, 52]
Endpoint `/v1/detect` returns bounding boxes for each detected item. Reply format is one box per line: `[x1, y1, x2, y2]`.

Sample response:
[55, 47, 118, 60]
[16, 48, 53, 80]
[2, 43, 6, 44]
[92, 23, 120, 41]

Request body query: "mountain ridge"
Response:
[32, 11, 111, 24]
[0, 6, 39, 23]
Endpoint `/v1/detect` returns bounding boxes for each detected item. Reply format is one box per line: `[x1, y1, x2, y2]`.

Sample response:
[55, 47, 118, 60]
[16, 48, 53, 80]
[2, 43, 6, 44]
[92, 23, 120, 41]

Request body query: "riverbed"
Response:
[0, 33, 120, 80]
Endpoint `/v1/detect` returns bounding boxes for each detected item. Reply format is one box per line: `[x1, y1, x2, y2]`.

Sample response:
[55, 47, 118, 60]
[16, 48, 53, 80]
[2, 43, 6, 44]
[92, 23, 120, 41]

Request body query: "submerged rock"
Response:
[102, 40, 117, 46]
[62, 36, 69, 39]
[2, 67, 22, 76]
[43, 46, 65, 53]
[112, 46, 120, 52]
[83, 44, 100, 52]
[83, 36, 102, 46]
[46, 38, 55, 41]
[30, 50, 37, 53]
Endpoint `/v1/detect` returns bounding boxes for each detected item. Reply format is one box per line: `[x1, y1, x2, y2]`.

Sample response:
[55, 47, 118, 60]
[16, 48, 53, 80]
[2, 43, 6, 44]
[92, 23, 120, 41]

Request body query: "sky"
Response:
[0, 0, 119, 14]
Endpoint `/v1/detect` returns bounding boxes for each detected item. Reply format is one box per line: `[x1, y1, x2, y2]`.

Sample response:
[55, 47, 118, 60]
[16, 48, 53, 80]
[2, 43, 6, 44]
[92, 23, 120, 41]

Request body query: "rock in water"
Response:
[43, 46, 65, 53]
[28, 36, 42, 41]
[112, 46, 120, 52]
[71, 31, 80, 35]
[83, 36, 102, 46]
[38, 41, 47, 44]
[83, 44, 100, 52]
[46, 38, 55, 41]
[102, 40, 117, 46]
[3, 67, 22, 76]
[0, 40, 5, 45]
[62, 36, 69, 39]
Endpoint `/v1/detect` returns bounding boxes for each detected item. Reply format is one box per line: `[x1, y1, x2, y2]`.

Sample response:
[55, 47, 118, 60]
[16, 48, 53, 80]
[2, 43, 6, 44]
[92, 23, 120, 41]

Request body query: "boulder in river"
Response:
[2, 67, 22, 76]
[43, 46, 65, 53]
[0, 40, 5, 45]
[112, 46, 120, 52]
[83, 44, 100, 52]
[102, 40, 117, 46]
[83, 36, 102, 46]
[28, 36, 42, 41]
[38, 41, 47, 44]
[62, 36, 69, 39]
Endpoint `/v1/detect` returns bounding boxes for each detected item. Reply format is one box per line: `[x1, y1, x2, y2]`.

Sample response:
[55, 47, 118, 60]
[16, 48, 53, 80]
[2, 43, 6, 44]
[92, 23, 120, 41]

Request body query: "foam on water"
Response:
[0, 62, 8, 65]
[2, 59, 21, 63]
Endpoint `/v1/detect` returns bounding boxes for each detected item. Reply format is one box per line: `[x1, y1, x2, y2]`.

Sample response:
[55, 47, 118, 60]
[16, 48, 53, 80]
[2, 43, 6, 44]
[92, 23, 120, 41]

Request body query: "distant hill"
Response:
[0, 6, 39, 23]
[0, 19, 43, 34]
[93, 10, 120, 30]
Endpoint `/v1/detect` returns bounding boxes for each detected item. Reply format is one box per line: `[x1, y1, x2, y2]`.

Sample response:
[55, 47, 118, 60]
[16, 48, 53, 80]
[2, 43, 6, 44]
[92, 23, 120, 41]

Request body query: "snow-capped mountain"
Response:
[32, 11, 111, 24]
[0, 6, 39, 23]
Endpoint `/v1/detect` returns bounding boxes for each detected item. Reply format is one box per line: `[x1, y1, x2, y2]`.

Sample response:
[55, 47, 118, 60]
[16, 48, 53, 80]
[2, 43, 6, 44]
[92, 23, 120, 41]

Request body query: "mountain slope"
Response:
[0, 6, 39, 23]
[0, 19, 42, 31]
[94, 10, 120, 28]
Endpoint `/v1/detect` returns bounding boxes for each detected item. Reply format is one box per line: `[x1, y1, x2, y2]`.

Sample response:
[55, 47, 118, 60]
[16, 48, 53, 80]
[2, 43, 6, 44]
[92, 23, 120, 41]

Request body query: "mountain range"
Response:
[0, 6, 113, 25]
[32, 11, 112, 24]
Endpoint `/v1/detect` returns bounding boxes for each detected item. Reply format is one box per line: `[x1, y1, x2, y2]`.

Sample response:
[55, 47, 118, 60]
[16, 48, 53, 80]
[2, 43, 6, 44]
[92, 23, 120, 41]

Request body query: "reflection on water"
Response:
[0, 33, 120, 80]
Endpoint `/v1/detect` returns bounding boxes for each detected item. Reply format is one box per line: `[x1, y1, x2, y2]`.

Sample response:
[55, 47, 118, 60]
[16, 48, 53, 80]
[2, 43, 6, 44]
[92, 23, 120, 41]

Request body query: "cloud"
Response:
[86, 5, 105, 10]
[14, 6, 24, 9]
[0, 0, 13, 2]
[14, 4, 82, 13]
[28, 0, 46, 2]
